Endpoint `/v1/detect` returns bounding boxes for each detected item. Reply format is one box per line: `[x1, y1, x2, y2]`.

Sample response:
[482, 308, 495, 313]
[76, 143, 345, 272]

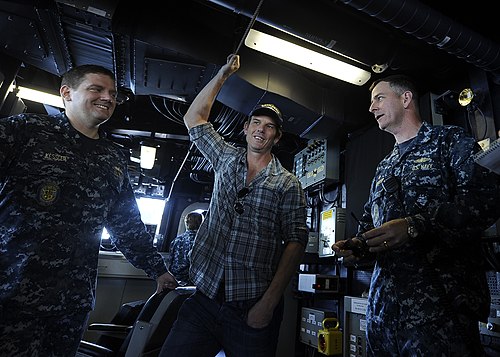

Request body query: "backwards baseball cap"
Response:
[250, 103, 283, 128]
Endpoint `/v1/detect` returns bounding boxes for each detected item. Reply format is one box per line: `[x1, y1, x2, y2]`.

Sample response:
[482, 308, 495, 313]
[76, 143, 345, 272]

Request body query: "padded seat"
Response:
[77, 286, 196, 357]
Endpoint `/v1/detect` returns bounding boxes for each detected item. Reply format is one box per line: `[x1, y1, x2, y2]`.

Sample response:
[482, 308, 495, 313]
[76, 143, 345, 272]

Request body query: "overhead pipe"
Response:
[340, 0, 500, 82]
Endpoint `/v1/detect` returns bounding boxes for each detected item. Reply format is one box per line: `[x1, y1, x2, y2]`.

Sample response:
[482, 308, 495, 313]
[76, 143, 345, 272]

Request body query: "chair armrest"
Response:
[77, 340, 114, 356]
[87, 323, 133, 333]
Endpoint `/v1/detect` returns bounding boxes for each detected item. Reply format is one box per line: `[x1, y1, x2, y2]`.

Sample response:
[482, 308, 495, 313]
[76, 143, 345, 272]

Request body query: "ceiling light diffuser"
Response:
[245, 29, 371, 86]
[140, 145, 157, 170]
[15, 86, 64, 108]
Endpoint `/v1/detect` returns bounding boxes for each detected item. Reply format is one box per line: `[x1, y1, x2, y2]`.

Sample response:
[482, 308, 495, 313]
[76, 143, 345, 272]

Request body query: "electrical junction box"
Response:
[298, 273, 340, 293]
[344, 296, 368, 357]
[293, 139, 339, 190]
[319, 207, 346, 257]
[300, 307, 337, 348]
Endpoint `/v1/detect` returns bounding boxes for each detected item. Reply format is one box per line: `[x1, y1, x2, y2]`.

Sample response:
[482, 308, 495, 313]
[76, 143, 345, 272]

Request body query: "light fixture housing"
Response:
[458, 88, 475, 107]
[13, 85, 64, 108]
[140, 145, 157, 170]
[244, 28, 371, 86]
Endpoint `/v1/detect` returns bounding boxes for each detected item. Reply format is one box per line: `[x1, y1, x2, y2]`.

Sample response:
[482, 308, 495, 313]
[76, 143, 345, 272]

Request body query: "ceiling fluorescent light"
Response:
[14, 86, 64, 108]
[245, 29, 371, 86]
[140, 145, 157, 170]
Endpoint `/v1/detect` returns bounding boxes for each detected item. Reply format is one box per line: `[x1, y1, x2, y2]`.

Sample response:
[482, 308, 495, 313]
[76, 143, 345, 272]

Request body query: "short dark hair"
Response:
[369, 74, 420, 103]
[185, 212, 203, 231]
[61, 64, 115, 89]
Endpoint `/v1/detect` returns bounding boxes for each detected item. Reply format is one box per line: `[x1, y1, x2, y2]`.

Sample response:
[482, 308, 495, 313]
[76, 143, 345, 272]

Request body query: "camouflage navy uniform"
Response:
[0, 112, 168, 356]
[358, 122, 500, 356]
[168, 229, 197, 285]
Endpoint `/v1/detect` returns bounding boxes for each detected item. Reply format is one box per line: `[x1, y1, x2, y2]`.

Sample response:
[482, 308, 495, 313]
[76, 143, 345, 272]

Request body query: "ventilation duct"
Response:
[340, 0, 500, 83]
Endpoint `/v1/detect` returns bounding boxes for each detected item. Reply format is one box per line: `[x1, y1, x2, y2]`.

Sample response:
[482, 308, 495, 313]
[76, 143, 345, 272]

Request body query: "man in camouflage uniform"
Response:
[168, 211, 203, 286]
[333, 75, 500, 356]
[0, 64, 178, 356]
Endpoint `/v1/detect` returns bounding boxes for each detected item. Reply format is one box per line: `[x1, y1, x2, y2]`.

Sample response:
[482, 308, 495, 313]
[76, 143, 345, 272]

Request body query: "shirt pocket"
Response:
[400, 163, 446, 212]
[85, 161, 124, 201]
[9, 157, 79, 209]
[369, 175, 397, 226]
[252, 188, 280, 234]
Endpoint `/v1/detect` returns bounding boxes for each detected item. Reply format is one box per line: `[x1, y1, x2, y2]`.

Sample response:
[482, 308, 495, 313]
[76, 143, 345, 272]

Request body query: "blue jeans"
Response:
[159, 290, 284, 357]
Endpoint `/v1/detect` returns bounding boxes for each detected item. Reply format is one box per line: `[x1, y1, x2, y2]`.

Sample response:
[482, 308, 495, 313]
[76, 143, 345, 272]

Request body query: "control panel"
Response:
[344, 296, 368, 357]
[300, 307, 337, 349]
[294, 139, 339, 190]
[298, 274, 340, 293]
[319, 207, 346, 257]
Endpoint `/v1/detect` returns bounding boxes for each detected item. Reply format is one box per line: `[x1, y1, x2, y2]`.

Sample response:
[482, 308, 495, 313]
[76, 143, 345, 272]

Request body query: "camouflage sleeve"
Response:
[415, 129, 500, 245]
[0, 115, 25, 170]
[106, 179, 168, 279]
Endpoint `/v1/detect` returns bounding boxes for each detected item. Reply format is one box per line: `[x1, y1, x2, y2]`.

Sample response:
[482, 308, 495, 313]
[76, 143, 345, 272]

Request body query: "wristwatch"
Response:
[404, 216, 418, 239]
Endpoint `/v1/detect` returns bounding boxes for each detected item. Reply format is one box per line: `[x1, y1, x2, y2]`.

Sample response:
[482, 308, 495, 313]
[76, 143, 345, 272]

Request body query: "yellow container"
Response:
[317, 317, 342, 355]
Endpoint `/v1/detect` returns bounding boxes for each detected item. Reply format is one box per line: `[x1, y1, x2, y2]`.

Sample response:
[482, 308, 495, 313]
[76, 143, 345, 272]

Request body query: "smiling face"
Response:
[61, 72, 118, 132]
[244, 115, 282, 154]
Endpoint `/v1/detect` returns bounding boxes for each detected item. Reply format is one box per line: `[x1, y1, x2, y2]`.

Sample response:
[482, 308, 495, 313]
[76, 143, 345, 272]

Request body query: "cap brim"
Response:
[251, 108, 283, 127]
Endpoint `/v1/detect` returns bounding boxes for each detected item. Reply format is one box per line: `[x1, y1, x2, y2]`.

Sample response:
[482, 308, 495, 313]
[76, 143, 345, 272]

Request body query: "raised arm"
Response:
[183, 54, 240, 129]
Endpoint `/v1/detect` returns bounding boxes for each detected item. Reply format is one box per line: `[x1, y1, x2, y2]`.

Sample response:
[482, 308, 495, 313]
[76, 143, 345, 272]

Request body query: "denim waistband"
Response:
[200, 288, 261, 310]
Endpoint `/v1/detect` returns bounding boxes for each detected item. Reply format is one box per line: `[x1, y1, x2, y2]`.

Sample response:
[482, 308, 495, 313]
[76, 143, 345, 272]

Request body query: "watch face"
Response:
[406, 217, 418, 238]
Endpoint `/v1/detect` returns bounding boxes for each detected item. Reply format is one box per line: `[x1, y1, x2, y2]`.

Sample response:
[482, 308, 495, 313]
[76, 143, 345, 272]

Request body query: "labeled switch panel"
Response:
[344, 296, 368, 357]
[294, 139, 339, 190]
[300, 307, 337, 348]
